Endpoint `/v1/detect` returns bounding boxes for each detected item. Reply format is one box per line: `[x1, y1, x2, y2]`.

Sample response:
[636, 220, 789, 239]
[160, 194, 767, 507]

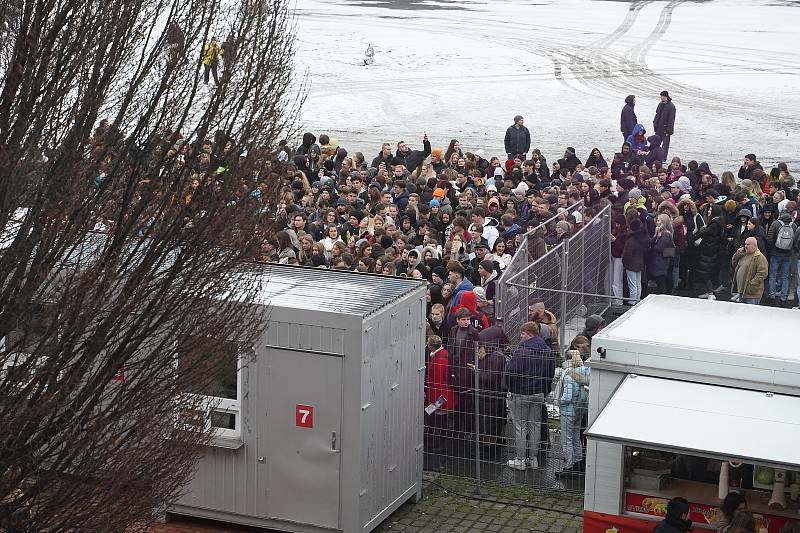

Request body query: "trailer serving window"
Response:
[176, 335, 244, 446]
[587, 374, 800, 532]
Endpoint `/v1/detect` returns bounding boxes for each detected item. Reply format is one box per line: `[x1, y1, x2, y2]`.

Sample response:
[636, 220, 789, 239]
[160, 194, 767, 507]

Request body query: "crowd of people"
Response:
[255, 100, 798, 476]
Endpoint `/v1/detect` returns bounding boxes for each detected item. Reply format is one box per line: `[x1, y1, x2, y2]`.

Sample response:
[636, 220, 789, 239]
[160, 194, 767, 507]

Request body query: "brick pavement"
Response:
[150, 474, 584, 533]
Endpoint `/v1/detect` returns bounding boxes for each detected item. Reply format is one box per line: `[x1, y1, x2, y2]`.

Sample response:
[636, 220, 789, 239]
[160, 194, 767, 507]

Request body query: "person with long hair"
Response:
[444, 139, 463, 163]
[649, 214, 675, 294]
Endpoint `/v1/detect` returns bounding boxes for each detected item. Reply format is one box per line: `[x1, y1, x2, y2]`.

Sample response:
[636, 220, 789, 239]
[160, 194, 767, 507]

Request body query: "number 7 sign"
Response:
[295, 404, 314, 428]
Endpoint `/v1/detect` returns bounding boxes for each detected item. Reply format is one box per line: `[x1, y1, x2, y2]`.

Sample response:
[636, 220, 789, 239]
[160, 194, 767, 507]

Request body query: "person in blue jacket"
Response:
[625, 123, 648, 155]
[504, 321, 555, 471]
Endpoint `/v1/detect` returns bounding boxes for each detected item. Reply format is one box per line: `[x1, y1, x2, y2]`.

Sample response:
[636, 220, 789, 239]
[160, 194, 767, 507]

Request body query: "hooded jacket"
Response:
[621, 95, 637, 136]
[653, 96, 676, 136]
[298, 132, 316, 155]
[626, 124, 648, 153]
[505, 335, 554, 396]
[644, 135, 665, 166]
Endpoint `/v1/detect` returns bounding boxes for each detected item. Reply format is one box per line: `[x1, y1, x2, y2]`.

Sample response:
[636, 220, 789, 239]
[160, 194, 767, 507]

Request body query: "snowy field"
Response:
[293, 0, 800, 172]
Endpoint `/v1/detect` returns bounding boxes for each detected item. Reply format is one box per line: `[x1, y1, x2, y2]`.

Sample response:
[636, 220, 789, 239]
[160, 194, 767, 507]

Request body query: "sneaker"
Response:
[713, 285, 726, 293]
[507, 458, 527, 471]
[698, 292, 711, 299]
[793, 306, 800, 310]
[525, 457, 539, 469]
[706, 294, 717, 301]
[730, 293, 741, 302]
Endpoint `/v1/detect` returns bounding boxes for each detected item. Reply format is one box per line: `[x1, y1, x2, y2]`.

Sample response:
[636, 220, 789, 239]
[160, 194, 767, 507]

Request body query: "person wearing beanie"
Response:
[429, 198, 440, 208]
[653, 90, 676, 160]
[504, 115, 531, 159]
[430, 147, 447, 174]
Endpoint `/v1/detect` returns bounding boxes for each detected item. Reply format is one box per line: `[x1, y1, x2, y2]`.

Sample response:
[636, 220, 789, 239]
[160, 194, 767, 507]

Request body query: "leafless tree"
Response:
[0, 0, 300, 529]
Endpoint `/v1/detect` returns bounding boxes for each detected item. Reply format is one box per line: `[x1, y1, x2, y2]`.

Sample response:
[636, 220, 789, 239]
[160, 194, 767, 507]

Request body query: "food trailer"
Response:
[583, 295, 800, 532]
[168, 264, 427, 533]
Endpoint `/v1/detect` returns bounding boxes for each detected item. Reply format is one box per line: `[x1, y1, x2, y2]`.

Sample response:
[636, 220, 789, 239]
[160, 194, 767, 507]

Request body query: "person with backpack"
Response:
[766, 209, 796, 307]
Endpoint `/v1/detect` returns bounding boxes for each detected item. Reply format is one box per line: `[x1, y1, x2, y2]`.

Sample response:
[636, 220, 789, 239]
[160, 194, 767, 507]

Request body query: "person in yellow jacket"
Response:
[202, 36, 222, 84]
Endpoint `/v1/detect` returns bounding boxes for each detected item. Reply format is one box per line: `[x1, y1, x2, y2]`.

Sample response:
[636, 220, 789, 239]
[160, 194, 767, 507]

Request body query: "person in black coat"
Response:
[504, 115, 531, 159]
[395, 134, 431, 174]
[644, 134, 665, 167]
[585, 147, 607, 170]
[620, 94, 637, 140]
[653, 497, 692, 533]
[695, 204, 725, 299]
[622, 219, 649, 304]
[653, 90, 676, 159]
[558, 147, 581, 173]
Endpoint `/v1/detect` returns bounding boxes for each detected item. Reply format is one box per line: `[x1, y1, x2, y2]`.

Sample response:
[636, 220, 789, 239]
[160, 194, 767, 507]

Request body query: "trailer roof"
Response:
[250, 263, 425, 317]
[595, 295, 798, 363]
[587, 374, 800, 469]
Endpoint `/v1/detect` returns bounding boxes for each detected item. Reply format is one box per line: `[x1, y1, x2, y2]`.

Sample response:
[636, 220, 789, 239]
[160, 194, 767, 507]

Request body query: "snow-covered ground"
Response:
[294, 0, 800, 172]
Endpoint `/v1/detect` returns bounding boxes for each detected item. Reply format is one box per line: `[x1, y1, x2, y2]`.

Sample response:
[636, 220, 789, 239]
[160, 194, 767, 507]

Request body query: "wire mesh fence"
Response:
[423, 336, 589, 495]
[425, 201, 613, 495]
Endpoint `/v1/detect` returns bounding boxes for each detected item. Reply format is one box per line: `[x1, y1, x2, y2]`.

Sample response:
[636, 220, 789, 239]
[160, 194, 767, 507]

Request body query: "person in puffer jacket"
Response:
[558, 350, 589, 474]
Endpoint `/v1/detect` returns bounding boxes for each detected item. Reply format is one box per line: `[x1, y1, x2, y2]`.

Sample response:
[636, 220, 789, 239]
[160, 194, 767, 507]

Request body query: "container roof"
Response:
[587, 374, 800, 469]
[250, 263, 425, 317]
[595, 294, 798, 363]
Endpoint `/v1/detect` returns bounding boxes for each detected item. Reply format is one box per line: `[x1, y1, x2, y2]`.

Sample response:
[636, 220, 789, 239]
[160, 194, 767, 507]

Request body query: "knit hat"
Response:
[472, 286, 488, 304]
[493, 166, 504, 177]
[431, 147, 443, 159]
[429, 199, 440, 207]
[433, 188, 446, 199]
[629, 188, 642, 201]
[660, 90, 670, 98]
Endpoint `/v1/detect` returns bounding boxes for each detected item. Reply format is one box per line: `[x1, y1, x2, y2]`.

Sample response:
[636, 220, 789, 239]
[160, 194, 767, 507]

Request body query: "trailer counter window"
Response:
[176, 335, 244, 445]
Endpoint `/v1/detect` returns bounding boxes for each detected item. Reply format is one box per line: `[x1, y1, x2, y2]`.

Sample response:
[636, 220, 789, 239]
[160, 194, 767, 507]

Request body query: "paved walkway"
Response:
[151, 474, 583, 533]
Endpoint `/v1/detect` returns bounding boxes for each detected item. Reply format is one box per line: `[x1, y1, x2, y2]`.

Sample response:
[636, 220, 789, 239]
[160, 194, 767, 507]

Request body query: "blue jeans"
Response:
[742, 297, 761, 305]
[560, 410, 584, 468]
[626, 270, 641, 303]
[769, 255, 791, 301]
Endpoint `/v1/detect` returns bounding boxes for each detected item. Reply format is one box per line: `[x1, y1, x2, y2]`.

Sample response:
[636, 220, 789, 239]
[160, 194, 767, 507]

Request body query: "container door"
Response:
[265, 347, 342, 529]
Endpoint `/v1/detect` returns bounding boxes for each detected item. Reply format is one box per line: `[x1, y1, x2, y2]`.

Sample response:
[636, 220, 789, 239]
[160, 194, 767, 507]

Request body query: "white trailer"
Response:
[583, 294, 800, 533]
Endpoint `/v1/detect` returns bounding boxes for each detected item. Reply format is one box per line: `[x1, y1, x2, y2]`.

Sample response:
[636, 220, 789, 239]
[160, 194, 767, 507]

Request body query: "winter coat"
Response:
[621, 95, 637, 137]
[371, 151, 393, 169]
[649, 231, 675, 276]
[626, 124, 648, 153]
[622, 227, 649, 272]
[766, 213, 797, 257]
[738, 161, 764, 182]
[447, 277, 475, 321]
[644, 135, 665, 166]
[202, 40, 221, 66]
[653, 97, 676, 136]
[446, 325, 480, 388]
[505, 336, 554, 396]
[695, 216, 724, 280]
[395, 138, 431, 173]
[504, 124, 531, 156]
[559, 153, 582, 173]
[585, 148, 608, 169]
[731, 248, 768, 298]
[426, 347, 458, 411]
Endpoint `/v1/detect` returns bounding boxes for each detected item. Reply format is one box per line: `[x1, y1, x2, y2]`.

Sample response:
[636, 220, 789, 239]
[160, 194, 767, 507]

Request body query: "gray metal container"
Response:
[170, 265, 426, 533]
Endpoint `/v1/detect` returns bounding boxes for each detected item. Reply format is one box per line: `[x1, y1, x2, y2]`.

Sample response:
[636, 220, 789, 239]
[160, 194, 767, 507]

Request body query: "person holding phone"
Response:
[731, 237, 768, 304]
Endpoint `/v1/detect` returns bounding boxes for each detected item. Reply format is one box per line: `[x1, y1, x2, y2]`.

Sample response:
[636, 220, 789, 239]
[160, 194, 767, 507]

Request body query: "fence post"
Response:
[560, 238, 570, 352]
[473, 340, 481, 495]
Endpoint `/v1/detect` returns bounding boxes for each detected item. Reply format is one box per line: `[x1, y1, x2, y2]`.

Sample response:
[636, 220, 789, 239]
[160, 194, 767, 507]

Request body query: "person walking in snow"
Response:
[202, 36, 222, 85]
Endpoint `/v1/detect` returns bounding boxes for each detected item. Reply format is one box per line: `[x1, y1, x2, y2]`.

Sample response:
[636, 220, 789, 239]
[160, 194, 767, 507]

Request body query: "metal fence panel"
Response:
[436, 201, 613, 496]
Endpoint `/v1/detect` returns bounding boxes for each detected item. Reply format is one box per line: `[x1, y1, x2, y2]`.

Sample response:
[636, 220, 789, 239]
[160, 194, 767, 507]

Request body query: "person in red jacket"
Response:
[425, 336, 457, 453]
